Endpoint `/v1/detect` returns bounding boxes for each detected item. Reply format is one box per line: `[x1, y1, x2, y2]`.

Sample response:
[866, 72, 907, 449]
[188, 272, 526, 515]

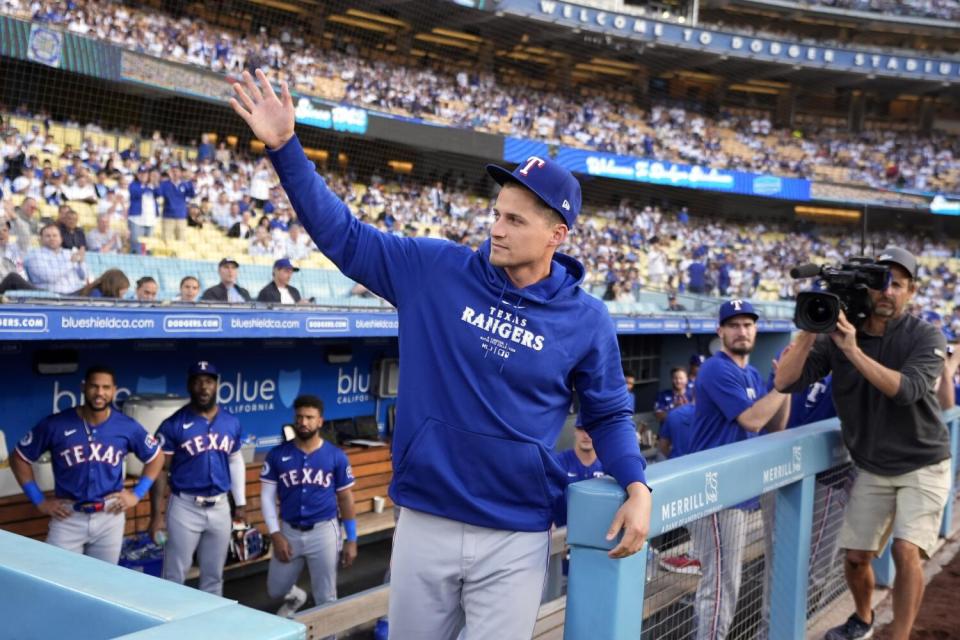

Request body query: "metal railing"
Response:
[564, 409, 960, 639]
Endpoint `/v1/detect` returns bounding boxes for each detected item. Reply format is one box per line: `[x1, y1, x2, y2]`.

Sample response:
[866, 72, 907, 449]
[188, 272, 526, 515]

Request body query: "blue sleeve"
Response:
[156, 418, 177, 454]
[260, 449, 278, 483]
[129, 182, 142, 198]
[127, 421, 161, 463]
[334, 449, 355, 490]
[699, 361, 757, 422]
[186, 182, 196, 198]
[574, 309, 647, 490]
[15, 418, 52, 463]
[267, 135, 449, 307]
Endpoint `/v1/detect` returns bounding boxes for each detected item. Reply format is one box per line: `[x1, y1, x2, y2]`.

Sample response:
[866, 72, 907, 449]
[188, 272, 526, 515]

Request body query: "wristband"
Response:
[23, 480, 44, 506]
[132, 476, 155, 500]
[343, 518, 358, 542]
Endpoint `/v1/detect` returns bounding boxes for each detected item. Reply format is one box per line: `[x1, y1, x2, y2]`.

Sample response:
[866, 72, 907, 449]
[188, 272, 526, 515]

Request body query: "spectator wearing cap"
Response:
[256, 258, 303, 304]
[201, 258, 251, 302]
[158, 166, 195, 242]
[776, 247, 954, 640]
[687, 299, 789, 640]
[128, 167, 159, 254]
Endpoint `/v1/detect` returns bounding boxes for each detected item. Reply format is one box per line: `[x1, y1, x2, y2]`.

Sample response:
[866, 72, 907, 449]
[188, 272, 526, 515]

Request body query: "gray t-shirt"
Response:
[786, 312, 951, 475]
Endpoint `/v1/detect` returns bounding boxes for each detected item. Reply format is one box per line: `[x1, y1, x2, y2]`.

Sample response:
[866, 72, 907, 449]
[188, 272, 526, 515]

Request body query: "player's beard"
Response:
[723, 335, 754, 356]
[191, 394, 217, 412]
[295, 427, 319, 441]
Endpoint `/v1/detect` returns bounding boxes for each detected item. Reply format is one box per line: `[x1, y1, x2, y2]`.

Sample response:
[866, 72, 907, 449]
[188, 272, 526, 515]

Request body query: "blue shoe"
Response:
[824, 611, 873, 640]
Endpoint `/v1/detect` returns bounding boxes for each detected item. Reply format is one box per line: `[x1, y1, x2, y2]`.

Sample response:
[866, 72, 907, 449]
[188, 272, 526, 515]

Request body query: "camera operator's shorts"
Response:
[839, 459, 952, 558]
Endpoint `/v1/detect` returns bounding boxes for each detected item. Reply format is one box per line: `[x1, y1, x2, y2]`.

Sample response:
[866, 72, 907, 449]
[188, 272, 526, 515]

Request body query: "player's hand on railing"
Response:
[230, 69, 296, 151]
[340, 540, 358, 569]
[37, 498, 73, 520]
[271, 532, 293, 563]
[105, 490, 139, 514]
[606, 481, 652, 559]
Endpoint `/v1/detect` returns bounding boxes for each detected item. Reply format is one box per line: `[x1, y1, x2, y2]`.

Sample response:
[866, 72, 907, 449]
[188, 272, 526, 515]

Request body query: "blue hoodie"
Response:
[268, 136, 646, 532]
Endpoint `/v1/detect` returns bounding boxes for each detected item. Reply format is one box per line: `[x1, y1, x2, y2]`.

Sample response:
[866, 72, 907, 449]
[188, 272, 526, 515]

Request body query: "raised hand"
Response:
[230, 69, 296, 150]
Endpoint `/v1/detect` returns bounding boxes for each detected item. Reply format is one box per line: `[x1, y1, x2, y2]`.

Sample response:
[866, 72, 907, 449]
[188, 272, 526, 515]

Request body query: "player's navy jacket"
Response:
[16, 409, 160, 502]
[156, 405, 242, 496]
[268, 136, 646, 532]
[260, 441, 355, 526]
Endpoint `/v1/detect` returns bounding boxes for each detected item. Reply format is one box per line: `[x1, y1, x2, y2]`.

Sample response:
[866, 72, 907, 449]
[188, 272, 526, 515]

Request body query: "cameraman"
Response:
[775, 247, 952, 640]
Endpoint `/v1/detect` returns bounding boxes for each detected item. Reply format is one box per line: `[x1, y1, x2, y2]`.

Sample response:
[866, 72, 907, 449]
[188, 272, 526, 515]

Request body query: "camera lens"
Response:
[807, 299, 833, 324]
[794, 291, 840, 333]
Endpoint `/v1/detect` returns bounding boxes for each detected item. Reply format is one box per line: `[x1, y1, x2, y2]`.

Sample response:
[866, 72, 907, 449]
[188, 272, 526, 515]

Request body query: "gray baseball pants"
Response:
[387, 507, 551, 640]
[162, 492, 232, 595]
[47, 509, 125, 564]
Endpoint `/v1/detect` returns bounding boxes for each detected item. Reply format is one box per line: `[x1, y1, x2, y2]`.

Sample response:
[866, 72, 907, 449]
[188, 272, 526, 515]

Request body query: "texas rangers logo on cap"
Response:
[485, 155, 582, 228]
[718, 299, 760, 325]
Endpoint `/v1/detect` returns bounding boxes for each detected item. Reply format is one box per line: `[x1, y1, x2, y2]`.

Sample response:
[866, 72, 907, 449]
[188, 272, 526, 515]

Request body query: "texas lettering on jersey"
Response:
[178, 432, 236, 457]
[278, 467, 334, 489]
[58, 443, 124, 467]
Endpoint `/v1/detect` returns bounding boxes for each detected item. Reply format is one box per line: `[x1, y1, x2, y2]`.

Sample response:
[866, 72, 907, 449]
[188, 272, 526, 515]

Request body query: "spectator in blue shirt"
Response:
[197, 134, 215, 163]
[128, 167, 159, 254]
[158, 166, 195, 243]
[688, 259, 707, 294]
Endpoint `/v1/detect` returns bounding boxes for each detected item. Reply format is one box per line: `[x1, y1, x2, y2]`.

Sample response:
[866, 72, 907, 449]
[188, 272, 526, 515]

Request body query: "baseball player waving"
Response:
[12, 365, 164, 564]
[260, 394, 357, 620]
[150, 361, 247, 595]
[231, 70, 651, 639]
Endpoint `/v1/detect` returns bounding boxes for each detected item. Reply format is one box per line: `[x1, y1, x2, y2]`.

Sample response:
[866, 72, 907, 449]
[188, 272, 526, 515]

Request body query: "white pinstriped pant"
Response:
[689, 509, 748, 640]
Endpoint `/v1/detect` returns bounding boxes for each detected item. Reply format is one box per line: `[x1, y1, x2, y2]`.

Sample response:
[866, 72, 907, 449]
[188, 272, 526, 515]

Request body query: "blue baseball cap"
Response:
[690, 354, 706, 366]
[718, 299, 759, 325]
[923, 310, 942, 324]
[273, 258, 299, 272]
[188, 360, 219, 378]
[486, 156, 582, 227]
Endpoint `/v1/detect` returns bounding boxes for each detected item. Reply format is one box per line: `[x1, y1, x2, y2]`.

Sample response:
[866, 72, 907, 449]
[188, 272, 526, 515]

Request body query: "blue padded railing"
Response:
[564, 409, 960, 639]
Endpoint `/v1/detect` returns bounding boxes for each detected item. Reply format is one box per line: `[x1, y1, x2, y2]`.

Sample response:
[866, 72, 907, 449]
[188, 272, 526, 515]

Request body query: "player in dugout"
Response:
[12, 365, 165, 564]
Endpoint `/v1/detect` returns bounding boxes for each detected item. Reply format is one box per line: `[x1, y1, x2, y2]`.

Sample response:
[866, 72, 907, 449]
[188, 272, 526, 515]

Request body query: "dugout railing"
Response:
[564, 408, 960, 640]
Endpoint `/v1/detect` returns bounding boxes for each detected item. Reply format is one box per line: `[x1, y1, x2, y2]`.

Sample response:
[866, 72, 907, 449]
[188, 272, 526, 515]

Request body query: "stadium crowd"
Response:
[2, 0, 960, 193]
[792, 0, 960, 20]
[4, 108, 960, 338]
